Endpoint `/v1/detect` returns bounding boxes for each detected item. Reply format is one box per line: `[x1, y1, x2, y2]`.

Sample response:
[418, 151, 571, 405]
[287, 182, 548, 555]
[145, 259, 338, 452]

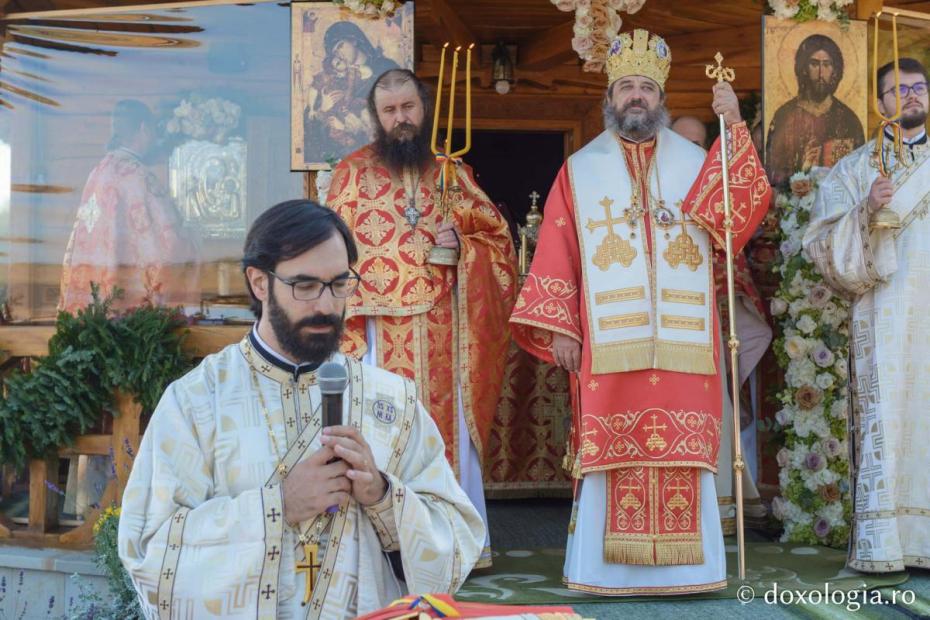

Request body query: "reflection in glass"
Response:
[60, 99, 202, 313]
[0, 1, 303, 322]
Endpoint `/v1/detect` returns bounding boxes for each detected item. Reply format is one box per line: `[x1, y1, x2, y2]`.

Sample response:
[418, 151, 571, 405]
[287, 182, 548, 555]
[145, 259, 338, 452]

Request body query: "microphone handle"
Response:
[322, 392, 343, 428]
[321, 392, 343, 514]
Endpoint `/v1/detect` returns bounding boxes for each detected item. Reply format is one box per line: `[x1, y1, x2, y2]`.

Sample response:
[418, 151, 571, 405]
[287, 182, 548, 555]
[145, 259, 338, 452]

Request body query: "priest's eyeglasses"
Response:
[881, 82, 929, 98]
[268, 269, 361, 300]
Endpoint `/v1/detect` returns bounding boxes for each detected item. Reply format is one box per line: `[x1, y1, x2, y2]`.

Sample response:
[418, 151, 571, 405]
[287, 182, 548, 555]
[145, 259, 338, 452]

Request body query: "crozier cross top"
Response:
[529, 190, 540, 207]
[705, 52, 735, 84]
[586, 197, 625, 235]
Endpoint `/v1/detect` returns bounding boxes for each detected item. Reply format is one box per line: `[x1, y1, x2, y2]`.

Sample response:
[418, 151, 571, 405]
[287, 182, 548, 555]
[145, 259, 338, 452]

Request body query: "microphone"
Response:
[318, 361, 348, 429]
[318, 362, 348, 514]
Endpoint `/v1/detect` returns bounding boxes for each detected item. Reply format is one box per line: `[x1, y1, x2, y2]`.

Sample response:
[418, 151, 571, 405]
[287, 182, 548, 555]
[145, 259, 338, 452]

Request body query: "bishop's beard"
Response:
[267, 285, 343, 366]
[373, 121, 433, 173]
[604, 97, 670, 142]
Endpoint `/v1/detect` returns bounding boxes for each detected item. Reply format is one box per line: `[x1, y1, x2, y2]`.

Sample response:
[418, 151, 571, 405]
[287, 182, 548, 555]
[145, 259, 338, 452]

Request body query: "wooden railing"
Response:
[0, 324, 249, 548]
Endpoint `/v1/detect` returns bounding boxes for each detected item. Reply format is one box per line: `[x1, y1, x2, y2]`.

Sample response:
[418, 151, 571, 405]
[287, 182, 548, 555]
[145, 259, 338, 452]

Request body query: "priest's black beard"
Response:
[604, 97, 670, 142]
[267, 286, 344, 365]
[373, 121, 432, 173]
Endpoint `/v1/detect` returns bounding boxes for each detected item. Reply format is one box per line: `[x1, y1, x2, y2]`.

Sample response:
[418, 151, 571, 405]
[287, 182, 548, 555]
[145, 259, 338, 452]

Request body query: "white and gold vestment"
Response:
[118, 334, 485, 618]
[804, 135, 930, 572]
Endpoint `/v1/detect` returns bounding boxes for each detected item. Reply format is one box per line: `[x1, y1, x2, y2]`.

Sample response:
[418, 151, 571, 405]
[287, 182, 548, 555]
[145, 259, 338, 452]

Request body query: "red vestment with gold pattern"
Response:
[59, 149, 201, 313]
[511, 122, 770, 568]
[327, 146, 518, 474]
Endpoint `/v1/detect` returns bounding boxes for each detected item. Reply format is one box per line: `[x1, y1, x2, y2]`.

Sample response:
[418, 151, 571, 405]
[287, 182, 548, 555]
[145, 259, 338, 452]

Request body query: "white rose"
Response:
[816, 373, 835, 390]
[771, 297, 789, 316]
[775, 408, 791, 426]
[789, 298, 811, 319]
[812, 415, 832, 439]
[787, 357, 818, 388]
[830, 398, 848, 419]
[799, 192, 816, 212]
[773, 4, 800, 19]
[821, 501, 845, 527]
[797, 314, 817, 334]
[817, 6, 838, 21]
[785, 335, 809, 360]
[833, 358, 848, 380]
[794, 415, 813, 438]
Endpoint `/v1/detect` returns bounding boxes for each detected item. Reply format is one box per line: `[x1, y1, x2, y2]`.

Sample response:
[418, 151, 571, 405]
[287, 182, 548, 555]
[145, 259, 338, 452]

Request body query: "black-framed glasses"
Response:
[268, 269, 361, 301]
[881, 82, 929, 99]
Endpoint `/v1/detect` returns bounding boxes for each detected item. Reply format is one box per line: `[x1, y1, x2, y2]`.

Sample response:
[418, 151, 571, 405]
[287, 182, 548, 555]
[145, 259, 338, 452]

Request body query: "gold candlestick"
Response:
[870, 12, 903, 230]
[428, 43, 474, 266]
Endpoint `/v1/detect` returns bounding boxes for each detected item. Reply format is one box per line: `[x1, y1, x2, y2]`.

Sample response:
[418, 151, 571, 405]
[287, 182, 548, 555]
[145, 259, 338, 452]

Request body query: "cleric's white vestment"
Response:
[804, 135, 930, 572]
[118, 333, 485, 619]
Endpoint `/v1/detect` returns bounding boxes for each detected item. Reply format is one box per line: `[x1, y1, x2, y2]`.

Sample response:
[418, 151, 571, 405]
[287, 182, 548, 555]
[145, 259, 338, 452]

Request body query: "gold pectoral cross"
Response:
[295, 542, 322, 606]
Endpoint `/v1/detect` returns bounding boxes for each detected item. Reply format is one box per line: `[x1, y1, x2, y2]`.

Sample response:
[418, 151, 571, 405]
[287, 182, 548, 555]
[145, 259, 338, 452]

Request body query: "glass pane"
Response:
[0, 1, 302, 322]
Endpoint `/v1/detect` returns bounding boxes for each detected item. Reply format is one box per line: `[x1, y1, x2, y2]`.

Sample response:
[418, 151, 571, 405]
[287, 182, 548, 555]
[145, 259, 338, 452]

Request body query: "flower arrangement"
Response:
[551, 0, 646, 72]
[166, 96, 241, 144]
[769, 169, 852, 548]
[332, 0, 404, 18]
[767, 0, 853, 23]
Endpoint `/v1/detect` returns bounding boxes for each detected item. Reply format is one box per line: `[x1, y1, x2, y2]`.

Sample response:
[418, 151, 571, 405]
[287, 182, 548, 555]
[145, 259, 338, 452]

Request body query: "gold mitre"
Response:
[606, 29, 671, 89]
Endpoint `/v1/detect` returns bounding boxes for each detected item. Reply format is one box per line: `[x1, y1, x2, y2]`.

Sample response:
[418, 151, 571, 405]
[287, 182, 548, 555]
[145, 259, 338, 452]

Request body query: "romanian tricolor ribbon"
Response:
[387, 594, 461, 618]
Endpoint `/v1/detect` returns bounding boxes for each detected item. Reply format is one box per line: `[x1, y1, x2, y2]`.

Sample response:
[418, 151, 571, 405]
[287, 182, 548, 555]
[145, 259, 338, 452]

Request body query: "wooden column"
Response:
[112, 391, 141, 504]
[58, 391, 141, 546]
[305, 170, 318, 202]
[27, 455, 59, 534]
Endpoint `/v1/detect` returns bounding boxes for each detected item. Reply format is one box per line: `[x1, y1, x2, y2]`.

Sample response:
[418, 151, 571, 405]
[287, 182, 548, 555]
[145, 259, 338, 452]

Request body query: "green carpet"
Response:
[456, 541, 908, 605]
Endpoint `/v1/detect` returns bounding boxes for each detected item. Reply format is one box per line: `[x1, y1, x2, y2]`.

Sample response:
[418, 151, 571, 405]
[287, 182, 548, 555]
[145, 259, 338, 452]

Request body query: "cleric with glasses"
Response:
[267, 268, 362, 301]
[117, 200, 486, 618]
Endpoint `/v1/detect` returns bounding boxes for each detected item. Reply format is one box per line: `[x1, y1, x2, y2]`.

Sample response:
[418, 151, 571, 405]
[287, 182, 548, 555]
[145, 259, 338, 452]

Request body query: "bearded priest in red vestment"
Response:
[510, 30, 771, 595]
[327, 69, 518, 567]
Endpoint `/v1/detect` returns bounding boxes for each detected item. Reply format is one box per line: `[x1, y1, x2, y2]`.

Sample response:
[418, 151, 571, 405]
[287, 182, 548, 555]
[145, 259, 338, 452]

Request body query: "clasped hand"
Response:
[435, 222, 461, 250]
[282, 425, 387, 525]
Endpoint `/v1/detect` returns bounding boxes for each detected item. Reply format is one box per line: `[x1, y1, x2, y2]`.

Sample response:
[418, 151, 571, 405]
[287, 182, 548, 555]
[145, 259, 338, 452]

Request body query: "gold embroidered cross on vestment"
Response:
[586, 196, 637, 270]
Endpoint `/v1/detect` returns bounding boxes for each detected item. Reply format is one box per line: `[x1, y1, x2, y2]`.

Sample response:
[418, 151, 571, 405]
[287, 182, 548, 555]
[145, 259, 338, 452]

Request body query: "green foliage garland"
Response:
[0, 288, 194, 471]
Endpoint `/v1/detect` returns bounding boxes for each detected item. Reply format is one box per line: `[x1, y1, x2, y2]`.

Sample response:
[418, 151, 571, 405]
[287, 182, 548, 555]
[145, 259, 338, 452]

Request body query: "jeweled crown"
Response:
[606, 29, 671, 89]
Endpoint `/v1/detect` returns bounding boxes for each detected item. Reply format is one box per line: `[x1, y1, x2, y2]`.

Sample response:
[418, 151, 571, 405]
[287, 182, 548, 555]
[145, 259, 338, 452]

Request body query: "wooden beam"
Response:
[664, 24, 760, 66]
[0, 324, 250, 357]
[856, 0, 884, 18]
[420, 0, 477, 49]
[519, 19, 576, 71]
